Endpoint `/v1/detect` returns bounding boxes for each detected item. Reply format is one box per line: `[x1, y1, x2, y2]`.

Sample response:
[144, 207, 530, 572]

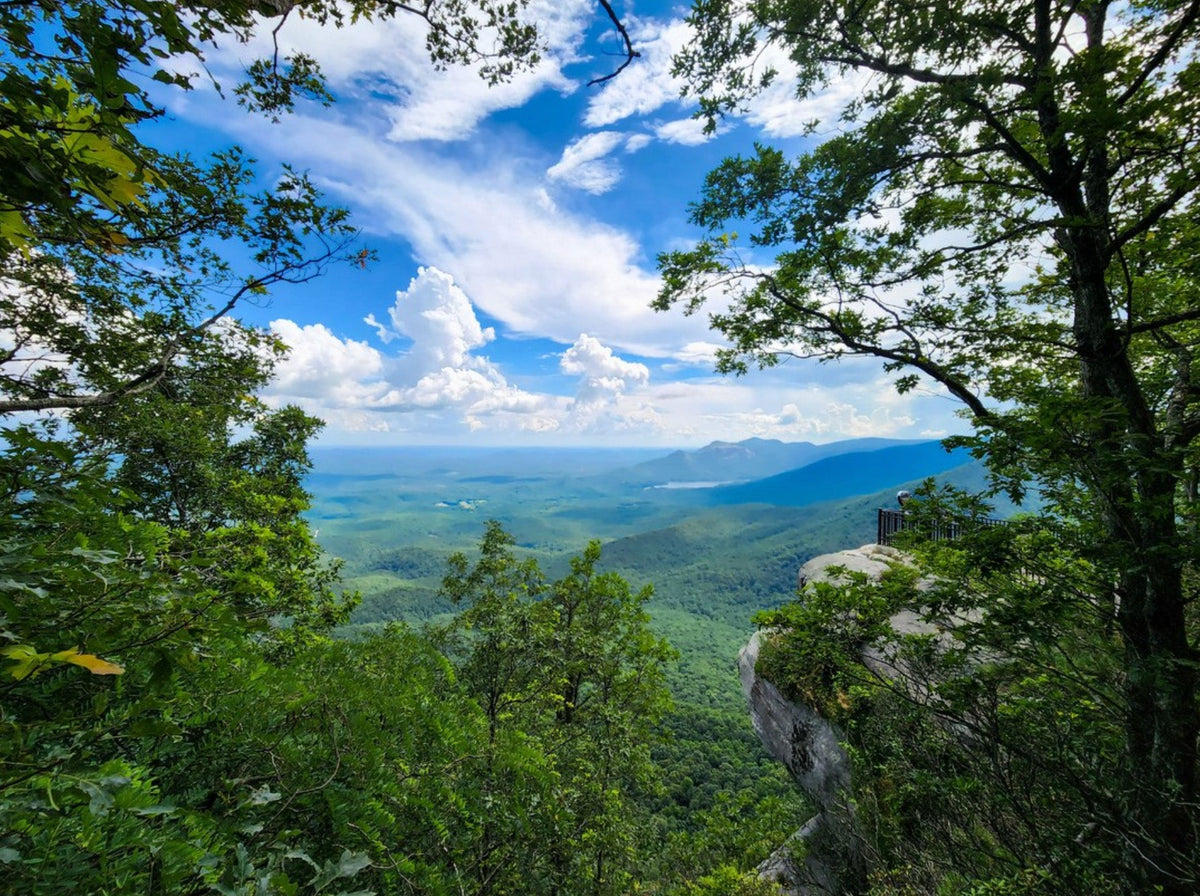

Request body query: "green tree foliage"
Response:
[0, 0, 554, 415]
[0, 502, 680, 895]
[0, 0, 542, 242]
[754, 499, 1140, 894]
[0, 3, 633, 893]
[0, 428, 363, 893]
[147, 627, 546, 896]
[660, 2, 1200, 890]
[440, 521, 677, 896]
[71, 355, 355, 649]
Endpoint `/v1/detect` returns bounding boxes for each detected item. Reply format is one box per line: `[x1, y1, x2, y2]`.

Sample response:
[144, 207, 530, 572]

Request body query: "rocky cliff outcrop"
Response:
[740, 544, 918, 895]
[739, 631, 862, 895]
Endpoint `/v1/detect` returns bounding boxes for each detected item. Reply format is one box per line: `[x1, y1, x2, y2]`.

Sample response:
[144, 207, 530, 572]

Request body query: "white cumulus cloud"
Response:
[561, 333, 650, 405]
[269, 320, 383, 402]
[269, 269, 564, 434]
[266, 320, 393, 431]
[365, 266, 495, 369]
[366, 268, 538, 417]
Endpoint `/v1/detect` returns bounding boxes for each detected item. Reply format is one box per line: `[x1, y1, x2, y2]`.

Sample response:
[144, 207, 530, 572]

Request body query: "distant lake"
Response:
[649, 481, 740, 490]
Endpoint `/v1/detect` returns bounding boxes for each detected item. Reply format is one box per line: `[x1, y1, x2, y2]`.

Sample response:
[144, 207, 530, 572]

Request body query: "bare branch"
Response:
[587, 0, 640, 87]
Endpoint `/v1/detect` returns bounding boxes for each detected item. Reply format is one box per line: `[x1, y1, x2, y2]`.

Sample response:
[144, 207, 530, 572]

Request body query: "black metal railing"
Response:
[877, 508, 1007, 546]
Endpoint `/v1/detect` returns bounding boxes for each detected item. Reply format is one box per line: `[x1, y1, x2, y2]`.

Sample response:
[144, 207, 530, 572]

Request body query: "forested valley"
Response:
[5, 1, 1200, 895]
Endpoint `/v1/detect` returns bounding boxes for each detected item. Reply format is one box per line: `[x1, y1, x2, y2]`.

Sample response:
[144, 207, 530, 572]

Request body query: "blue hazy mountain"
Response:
[609, 437, 923, 486]
[702, 440, 974, 507]
[596, 459, 1005, 627]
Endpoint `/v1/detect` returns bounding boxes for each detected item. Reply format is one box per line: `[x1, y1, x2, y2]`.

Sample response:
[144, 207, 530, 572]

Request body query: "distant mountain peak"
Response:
[698, 442, 753, 457]
[616, 436, 924, 487]
[700, 437, 791, 450]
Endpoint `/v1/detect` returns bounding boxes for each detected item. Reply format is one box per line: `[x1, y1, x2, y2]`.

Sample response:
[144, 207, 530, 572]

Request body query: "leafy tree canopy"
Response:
[659, 1, 1200, 892]
[439, 521, 677, 896]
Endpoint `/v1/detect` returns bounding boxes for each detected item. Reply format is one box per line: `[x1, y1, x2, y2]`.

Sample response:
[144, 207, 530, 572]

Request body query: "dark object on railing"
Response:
[877, 508, 1006, 545]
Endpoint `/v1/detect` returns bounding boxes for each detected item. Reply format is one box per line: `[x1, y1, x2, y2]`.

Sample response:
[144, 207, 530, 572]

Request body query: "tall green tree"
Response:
[543, 540, 675, 896]
[659, 1, 1200, 891]
[441, 523, 675, 896]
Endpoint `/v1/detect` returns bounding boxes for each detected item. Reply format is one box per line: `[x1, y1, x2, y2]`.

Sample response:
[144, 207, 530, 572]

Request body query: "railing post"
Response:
[877, 508, 908, 545]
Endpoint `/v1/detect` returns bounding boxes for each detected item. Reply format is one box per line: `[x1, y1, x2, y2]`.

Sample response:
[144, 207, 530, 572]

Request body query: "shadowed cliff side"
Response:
[739, 544, 926, 895]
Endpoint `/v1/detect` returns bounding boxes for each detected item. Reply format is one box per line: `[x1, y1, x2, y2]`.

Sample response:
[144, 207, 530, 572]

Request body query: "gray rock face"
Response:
[740, 632, 864, 895]
[743, 544, 921, 895]
[800, 544, 938, 645]
[739, 633, 850, 808]
[797, 543, 906, 590]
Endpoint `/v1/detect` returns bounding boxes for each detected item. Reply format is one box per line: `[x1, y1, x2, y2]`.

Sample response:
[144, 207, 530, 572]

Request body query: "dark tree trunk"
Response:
[1114, 492, 1198, 894]
[1071, 238, 1199, 891]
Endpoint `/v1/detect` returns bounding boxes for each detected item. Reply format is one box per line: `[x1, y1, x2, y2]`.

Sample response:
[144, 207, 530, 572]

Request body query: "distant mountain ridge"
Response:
[612, 437, 925, 485]
[705, 441, 973, 507]
[597, 459, 1004, 628]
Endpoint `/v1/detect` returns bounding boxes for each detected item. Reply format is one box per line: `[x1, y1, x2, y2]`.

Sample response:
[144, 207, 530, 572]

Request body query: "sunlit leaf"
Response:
[51, 647, 125, 675]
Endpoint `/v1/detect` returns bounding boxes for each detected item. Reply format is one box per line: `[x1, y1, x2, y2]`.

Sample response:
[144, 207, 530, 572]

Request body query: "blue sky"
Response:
[161, 0, 965, 447]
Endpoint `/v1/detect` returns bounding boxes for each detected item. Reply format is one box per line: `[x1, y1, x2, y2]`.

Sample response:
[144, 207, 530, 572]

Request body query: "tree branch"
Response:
[1107, 182, 1193, 259]
[1127, 307, 1200, 336]
[0, 238, 352, 415]
[759, 274, 996, 422]
[587, 0, 639, 87]
[1115, 0, 1200, 109]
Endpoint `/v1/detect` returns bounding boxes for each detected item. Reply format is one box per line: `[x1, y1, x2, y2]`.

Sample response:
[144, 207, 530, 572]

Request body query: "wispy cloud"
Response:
[741, 45, 872, 138]
[654, 117, 713, 146]
[209, 0, 596, 142]
[546, 131, 629, 194]
[583, 18, 692, 127]
[582, 14, 868, 141]
[194, 105, 715, 359]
